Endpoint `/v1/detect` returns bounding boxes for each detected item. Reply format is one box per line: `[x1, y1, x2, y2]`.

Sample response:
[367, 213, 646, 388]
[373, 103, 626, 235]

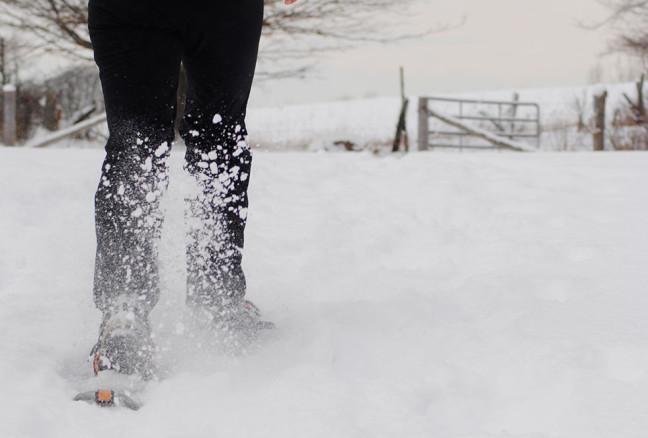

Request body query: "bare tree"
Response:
[0, 0, 91, 59]
[596, 0, 648, 67]
[0, 0, 447, 78]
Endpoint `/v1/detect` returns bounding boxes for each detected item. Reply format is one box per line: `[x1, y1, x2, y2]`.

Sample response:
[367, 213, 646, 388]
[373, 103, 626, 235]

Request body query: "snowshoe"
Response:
[192, 299, 274, 351]
[74, 302, 155, 410]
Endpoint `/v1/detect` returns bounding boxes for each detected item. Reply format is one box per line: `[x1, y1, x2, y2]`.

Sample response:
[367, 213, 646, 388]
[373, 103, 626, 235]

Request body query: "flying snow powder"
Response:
[154, 142, 169, 158]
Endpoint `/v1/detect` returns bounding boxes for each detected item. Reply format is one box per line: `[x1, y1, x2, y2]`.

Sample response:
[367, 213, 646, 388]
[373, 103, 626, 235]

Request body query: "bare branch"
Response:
[593, 0, 648, 63]
[0, 0, 450, 79]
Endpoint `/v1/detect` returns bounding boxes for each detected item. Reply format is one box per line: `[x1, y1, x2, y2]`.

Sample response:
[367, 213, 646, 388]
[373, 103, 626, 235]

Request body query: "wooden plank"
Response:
[417, 97, 429, 151]
[26, 112, 107, 148]
[593, 91, 607, 151]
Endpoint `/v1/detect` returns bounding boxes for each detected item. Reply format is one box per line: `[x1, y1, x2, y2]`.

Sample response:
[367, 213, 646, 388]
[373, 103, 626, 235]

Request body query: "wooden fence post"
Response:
[392, 66, 410, 153]
[418, 97, 429, 151]
[3, 83, 16, 146]
[593, 90, 607, 151]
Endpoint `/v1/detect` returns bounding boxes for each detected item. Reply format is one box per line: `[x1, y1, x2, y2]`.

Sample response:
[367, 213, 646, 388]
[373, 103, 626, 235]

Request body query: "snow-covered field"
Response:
[1, 147, 647, 438]
[36, 81, 640, 152]
[246, 82, 641, 151]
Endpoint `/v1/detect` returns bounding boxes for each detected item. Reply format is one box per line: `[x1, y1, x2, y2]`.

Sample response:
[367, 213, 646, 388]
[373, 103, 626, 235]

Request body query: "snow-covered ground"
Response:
[1, 147, 647, 438]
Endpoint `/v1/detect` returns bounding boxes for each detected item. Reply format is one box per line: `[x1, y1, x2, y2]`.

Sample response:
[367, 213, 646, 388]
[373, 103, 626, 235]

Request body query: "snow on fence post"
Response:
[593, 90, 607, 152]
[418, 97, 429, 151]
[3, 83, 17, 146]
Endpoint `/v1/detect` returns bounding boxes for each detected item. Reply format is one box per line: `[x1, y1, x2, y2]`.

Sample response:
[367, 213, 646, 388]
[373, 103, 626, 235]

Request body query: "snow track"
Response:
[0, 148, 647, 438]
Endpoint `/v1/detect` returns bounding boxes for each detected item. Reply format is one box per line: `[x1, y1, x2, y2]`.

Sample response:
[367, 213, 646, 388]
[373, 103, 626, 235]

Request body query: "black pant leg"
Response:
[89, 0, 182, 316]
[180, 0, 264, 309]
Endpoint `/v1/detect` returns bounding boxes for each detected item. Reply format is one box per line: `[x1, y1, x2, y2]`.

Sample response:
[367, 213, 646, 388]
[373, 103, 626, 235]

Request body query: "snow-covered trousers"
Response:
[88, 0, 264, 316]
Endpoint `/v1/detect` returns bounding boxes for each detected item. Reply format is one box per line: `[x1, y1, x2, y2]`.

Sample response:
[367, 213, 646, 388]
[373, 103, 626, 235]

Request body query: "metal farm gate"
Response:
[417, 96, 541, 152]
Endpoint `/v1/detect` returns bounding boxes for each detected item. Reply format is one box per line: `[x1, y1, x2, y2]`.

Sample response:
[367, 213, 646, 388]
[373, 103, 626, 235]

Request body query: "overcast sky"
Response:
[250, 0, 624, 107]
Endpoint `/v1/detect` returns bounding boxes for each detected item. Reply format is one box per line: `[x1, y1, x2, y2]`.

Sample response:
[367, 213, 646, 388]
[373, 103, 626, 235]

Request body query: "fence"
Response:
[418, 96, 541, 151]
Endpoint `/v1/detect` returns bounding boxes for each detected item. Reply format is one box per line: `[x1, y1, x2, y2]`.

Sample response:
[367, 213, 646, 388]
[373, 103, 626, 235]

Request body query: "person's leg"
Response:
[89, 0, 182, 320]
[180, 0, 264, 311]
